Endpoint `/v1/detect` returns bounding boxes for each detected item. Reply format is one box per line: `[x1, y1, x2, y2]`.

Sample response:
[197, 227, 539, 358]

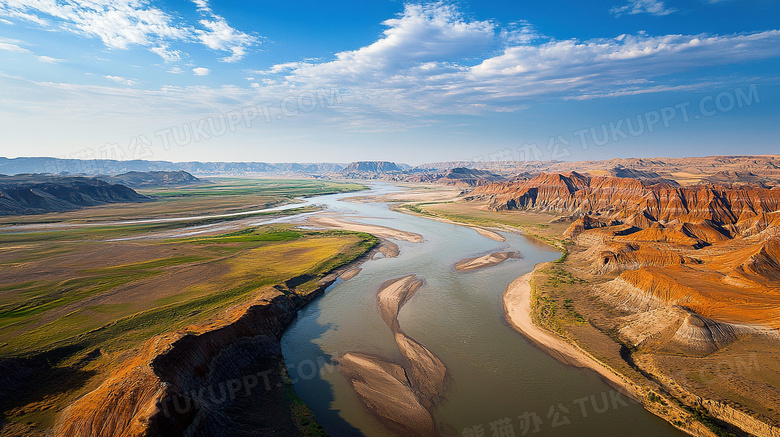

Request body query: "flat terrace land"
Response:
[0, 178, 366, 225]
[0, 179, 375, 435]
[395, 197, 569, 246]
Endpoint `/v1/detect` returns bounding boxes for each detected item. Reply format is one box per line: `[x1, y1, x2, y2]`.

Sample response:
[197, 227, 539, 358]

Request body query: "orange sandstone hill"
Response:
[472, 172, 780, 232]
[470, 173, 780, 330]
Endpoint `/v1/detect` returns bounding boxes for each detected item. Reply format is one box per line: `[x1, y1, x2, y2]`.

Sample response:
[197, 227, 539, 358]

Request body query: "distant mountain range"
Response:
[1, 155, 779, 188]
[0, 157, 347, 177]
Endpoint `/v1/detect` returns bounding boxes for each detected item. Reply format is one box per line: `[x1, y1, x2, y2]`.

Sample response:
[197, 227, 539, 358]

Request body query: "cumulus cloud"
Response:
[196, 17, 255, 62]
[0, 0, 258, 61]
[270, 3, 496, 80]
[190, 0, 258, 62]
[2, 2, 779, 132]
[258, 3, 780, 118]
[611, 0, 676, 17]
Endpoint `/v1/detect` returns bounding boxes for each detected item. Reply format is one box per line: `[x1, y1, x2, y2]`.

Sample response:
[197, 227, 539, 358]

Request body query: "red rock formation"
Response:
[473, 173, 780, 234]
[473, 173, 780, 330]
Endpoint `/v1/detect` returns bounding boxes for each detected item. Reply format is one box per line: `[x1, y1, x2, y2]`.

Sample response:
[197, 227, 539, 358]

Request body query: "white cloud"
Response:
[189, 0, 258, 62]
[258, 3, 780, 120]
[167, 66, 183, 74]
[611, 0, 676, 17]
[192, 0, 209, 11]
[150, 44, 182, 62]
[38, 55, 64, 63]
[0, 0, 258, 61]
[2, 3, 779, 134]
[501, 20, 540, 45]
[196, 17, 256, 62]
[266, 3, 498, 83]
[0, 36, 30, 53]
[104, 75, 136, 86]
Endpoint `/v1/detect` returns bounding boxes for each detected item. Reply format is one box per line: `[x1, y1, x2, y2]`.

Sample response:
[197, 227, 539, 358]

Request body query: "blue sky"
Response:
[0, 0, 779, 165]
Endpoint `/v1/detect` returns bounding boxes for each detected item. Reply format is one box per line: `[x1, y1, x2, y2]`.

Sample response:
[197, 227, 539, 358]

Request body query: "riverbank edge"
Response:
[502, 263, 721, 437]
[52, 236, 382, 437]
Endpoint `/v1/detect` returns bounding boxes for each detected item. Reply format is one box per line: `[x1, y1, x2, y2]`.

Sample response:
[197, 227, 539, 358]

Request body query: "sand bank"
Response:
[455, 251, 521, 272]
[307, 216, 423, 242]
[340, 274, 447, 436]
[377, 275, 424, 329]
[340, 268, 361, 281]
[470, 226, 505, 242]
[339, 352, 436, 437]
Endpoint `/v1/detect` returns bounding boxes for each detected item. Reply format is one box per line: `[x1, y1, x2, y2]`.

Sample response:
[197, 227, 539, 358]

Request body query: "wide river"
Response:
[282, 183, 686, 437]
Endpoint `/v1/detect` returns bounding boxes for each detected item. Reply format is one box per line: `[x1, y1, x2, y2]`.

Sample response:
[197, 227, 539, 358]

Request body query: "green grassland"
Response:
[0, 179, 375, 433]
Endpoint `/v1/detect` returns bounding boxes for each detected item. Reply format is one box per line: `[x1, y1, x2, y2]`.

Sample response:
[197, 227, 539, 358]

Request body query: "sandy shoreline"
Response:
[503, 265, 629, 391]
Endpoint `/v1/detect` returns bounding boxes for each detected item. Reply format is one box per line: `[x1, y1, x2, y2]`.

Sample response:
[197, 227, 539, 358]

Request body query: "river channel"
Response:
[281, 183, 686, 437]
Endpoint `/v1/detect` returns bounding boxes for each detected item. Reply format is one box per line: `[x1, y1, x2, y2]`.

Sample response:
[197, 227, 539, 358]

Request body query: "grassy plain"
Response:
[0, 178, 374, 434]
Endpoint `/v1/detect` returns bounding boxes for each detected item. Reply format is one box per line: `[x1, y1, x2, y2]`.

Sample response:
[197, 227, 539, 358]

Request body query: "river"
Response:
[281, 182, 686, 437]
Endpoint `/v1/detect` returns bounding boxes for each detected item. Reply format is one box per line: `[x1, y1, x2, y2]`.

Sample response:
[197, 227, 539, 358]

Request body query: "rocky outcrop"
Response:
[723, 237, 780, 288]
[54, 290, 304, 437]
[585, 241, 700, 274]
[617, 306, 747, 355]
[563, 215, 619, 239]
[700, 400, 780, 437]
[335, 161, 405, 179]
[404, 168, 506, 186]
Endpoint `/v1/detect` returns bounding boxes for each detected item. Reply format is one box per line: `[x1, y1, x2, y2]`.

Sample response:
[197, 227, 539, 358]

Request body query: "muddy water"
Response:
[281, 183, 686, 437]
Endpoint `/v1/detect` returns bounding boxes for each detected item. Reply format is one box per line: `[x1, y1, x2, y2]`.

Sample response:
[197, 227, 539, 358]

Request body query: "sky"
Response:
[0, 0, 779, 165]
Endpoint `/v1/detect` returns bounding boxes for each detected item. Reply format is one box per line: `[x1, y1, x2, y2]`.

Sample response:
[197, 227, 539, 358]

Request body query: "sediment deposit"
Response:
[454, 251, 521, 272]
[339, 275, 447, 436]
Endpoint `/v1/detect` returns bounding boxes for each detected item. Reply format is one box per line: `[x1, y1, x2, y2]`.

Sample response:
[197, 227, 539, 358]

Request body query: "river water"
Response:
[281, 183, 686, 437]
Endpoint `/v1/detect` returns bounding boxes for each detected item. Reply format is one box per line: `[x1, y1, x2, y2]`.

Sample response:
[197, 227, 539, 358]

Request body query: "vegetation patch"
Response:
[530, 266, 589, 336]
